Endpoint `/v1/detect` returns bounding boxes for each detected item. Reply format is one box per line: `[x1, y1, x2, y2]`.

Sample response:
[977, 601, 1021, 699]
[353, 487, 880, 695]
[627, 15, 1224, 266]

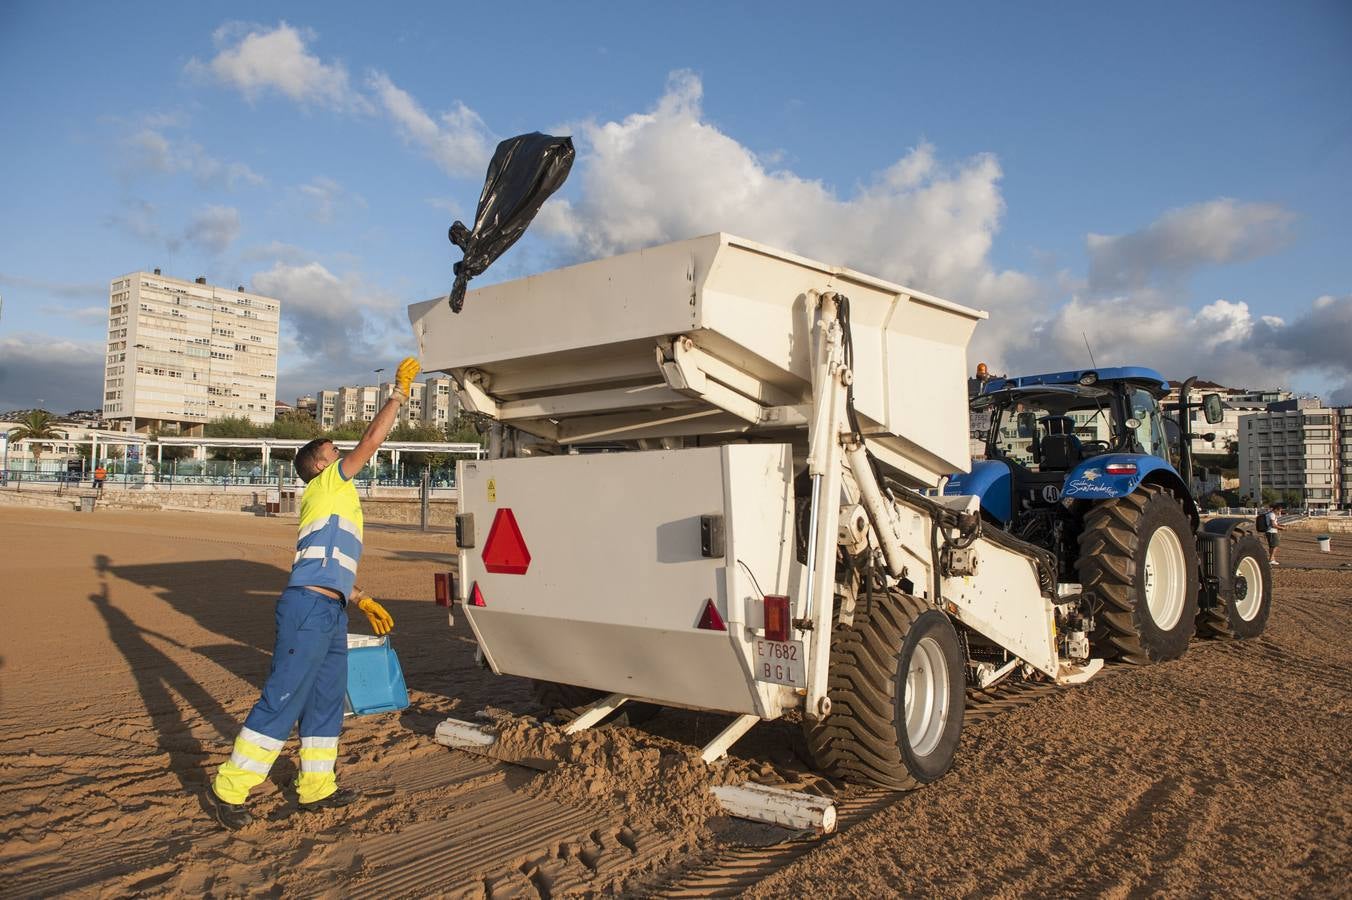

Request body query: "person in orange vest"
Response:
[93, 465, 107, 495]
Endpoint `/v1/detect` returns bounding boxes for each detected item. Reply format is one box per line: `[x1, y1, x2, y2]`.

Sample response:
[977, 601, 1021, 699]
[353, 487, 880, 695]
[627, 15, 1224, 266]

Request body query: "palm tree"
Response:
[7, 411, 66, 469]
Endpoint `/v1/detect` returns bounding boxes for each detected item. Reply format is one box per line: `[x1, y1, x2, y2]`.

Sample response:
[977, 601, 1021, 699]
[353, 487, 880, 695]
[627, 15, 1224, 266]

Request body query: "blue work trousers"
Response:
[244, 586, 348, 742]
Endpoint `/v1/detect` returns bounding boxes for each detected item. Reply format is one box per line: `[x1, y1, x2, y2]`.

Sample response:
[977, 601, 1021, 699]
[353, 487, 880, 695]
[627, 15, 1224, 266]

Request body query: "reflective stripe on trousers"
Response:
[211, 587, 347, 806]
[212, 727, 283, 805]
[296, 735, 339, 804]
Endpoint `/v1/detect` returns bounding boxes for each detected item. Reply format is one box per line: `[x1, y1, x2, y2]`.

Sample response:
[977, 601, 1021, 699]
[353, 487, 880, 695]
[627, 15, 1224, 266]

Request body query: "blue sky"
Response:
[1, 1, 1349, 412]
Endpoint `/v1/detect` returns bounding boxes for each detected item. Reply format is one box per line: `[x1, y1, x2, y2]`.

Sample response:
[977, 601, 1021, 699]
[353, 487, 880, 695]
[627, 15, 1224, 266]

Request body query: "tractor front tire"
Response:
[1078, 485, 1199, 664]
[1198, 532, 1272, 640]
[806, 591, 965, 790]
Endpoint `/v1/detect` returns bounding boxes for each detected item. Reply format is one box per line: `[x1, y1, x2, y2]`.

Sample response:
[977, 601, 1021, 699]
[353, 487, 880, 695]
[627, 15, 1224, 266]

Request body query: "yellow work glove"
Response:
[356, 595, 395, 635]
[392, 356, 421, 402]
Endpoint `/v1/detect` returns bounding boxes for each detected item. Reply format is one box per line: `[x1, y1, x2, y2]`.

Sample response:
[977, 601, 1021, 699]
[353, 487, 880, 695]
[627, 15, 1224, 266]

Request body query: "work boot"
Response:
[206, 789, 254, 830]
[298, 787, 359, 812]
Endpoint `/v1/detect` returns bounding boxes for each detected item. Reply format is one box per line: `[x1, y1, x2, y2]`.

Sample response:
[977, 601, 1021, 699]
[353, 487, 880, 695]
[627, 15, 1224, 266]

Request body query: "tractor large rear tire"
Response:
[1197, 533, 1272, 640]
[1078, 485, 1199, 664]
[806, 591, 965, 790]
[531, 681, 659, 726]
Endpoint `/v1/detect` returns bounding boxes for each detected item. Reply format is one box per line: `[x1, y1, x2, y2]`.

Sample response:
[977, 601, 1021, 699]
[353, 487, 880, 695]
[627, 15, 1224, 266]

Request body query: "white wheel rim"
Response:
[1234, 555, 1263, 621]
[1143, 526, 1187, 630]
[905, 635, 950, 758]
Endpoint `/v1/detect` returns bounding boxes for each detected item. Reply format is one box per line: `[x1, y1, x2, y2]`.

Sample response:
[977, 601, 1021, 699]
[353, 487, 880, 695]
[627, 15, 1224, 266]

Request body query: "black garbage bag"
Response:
[447, 132, 575, 313]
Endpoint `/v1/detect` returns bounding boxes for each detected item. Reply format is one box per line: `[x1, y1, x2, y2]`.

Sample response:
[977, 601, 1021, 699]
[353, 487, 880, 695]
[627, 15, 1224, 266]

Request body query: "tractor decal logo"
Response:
[1081, 469, 1101, 481]
[1042, 484, 1061, 502]
[1067, 479, 1117, 496]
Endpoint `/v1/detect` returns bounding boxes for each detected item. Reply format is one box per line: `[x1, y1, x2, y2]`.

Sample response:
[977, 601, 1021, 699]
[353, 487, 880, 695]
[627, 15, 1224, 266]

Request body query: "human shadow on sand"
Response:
[105, 555, 286, 662]
[102, 553, 493, 707]
[89, 555, 243, 795]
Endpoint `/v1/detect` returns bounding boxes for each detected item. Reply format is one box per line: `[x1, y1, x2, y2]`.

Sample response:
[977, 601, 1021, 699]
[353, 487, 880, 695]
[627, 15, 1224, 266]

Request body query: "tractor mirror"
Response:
[1202, 393, 1224, 424]
[1201, 432, 1216, 442]
[1016, 411, 1038, 438]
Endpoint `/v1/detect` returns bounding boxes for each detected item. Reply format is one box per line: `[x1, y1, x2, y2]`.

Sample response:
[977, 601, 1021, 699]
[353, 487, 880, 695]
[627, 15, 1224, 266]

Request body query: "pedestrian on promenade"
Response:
[1262, 503, 1285, 565]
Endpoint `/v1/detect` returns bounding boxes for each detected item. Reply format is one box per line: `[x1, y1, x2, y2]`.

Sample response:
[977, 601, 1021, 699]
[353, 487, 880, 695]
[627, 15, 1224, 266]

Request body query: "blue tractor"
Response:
[949, 367, 1272, 664]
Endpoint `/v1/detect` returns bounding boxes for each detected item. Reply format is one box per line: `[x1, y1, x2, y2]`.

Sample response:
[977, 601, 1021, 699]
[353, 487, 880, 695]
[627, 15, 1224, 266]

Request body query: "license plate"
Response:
[754, 639, 806, 688]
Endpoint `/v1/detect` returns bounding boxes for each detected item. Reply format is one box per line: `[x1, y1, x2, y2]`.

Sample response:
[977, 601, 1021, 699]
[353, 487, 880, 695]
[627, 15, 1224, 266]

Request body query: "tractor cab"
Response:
[950, 366, 1265, 667]
[949, 367, 1183, 532]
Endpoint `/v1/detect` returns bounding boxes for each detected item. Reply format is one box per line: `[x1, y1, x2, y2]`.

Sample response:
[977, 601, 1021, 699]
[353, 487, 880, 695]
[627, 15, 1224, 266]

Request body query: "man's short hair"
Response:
[1272, 503, 1285, 511]
[295, 438, 333, 483]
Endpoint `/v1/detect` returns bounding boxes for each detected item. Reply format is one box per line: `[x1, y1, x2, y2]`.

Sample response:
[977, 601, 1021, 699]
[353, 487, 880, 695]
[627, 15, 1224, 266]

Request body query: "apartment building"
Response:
[375, 375, 457, 428]
[103, 270, 280, 433]
[337, 385, 381, 425]
[1161, 381, 1298, 457]
[312, 376, 458, 430]
[1238, 403, 1350, 510]
[316, 390, 340, 429]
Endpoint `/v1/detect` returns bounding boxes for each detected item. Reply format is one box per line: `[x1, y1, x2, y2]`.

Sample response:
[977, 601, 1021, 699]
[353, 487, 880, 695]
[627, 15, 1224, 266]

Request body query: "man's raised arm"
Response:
[340, 357, 421, 480]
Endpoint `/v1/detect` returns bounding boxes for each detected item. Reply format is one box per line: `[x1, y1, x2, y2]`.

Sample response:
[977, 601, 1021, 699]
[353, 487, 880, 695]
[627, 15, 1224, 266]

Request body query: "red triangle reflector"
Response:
[469, 582, 486, 607]
[697, 598, 726, 631]
[482, 508, 531, 575]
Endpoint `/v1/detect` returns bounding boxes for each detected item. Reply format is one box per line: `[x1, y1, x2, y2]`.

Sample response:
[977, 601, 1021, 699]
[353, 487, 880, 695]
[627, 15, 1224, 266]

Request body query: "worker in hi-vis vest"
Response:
[207, 357, 420, 830]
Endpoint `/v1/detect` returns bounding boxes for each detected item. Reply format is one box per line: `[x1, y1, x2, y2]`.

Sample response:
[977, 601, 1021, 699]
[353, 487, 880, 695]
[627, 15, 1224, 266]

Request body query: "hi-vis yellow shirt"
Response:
[287, 460, 364, 597]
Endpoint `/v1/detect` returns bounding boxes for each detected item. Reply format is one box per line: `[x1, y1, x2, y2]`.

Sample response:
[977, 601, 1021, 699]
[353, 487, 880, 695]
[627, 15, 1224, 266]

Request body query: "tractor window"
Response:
[1127, 389, 1168, 458]
[988, 395, 1115, 471]
[1162, 416, 1182, 469]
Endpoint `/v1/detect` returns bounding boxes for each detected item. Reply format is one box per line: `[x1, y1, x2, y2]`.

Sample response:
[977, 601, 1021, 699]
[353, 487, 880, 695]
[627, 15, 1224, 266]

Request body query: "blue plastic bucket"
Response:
[345, 634, 410, 715]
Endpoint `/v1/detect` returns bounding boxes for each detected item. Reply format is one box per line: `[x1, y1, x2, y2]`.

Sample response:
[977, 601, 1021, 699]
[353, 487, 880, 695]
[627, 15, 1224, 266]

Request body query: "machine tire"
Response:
[806, 590, 965, 790]
[1197, 533, 1272, 640]
[530, 681, 659, 726]
[1077, 485, 1199, 664]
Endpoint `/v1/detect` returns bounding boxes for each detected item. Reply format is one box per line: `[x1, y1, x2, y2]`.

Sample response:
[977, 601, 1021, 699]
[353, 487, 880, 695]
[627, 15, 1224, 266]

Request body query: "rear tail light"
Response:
[1105, 462, 1138, 475]
[469, 582, 487, 607]
[763, 595, 790, 642]
[696, 598, 726, 631]
[434, 572, 453, 607]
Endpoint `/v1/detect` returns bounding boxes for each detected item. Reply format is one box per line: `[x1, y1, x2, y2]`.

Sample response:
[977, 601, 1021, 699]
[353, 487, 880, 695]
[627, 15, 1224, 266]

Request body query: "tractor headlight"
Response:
[1077, 371, 1098, 385]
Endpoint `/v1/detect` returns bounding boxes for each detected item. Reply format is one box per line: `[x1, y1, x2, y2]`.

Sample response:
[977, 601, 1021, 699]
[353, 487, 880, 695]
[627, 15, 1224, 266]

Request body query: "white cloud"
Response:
[987, 197, 1323, 393]
[1008, 291, 1352, 400]
[183, 205, 241, 254]
[119, 128, 265, 191]
[238, 240, 311, 264]
[367, 72, 493, 177]
[536, 70, 1040, 366]
[104, 200, 164, 244]
[1086, 198, 1293, 294]
[529, 72, 1345, 400]
[541, 71, 1026, 299]
[249, 261, 414, 399]
[292, 176, 365, 224]
[187, 22, 371, 113]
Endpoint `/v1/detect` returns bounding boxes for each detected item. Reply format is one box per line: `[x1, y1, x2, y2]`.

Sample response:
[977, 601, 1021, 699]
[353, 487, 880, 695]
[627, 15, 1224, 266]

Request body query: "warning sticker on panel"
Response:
[487, 478, 497, 502]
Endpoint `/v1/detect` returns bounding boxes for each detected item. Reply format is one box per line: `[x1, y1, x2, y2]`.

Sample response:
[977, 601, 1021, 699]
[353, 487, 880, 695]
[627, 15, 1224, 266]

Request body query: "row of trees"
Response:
[1200, 487, 1306, 510]
[189, 412, 484, 467]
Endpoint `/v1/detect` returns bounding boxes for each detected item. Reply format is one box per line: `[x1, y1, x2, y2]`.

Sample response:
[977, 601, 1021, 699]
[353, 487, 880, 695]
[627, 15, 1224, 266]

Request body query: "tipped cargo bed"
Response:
[411, 233, 985, 487]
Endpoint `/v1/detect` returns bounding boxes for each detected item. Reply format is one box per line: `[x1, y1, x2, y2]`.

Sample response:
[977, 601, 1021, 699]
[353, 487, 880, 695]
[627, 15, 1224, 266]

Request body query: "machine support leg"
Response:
[699, 714, 760, 763]
[563, 693, 630, 734]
